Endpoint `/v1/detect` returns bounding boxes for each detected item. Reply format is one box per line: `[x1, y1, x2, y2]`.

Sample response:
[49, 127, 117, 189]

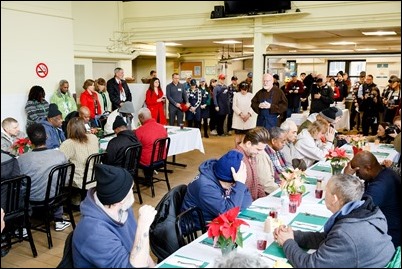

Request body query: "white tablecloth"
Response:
[166, 126, 205, 157]
[341, 143, 400, 163]
[99, 126, 205, 158]
[290, 108, 350, 130]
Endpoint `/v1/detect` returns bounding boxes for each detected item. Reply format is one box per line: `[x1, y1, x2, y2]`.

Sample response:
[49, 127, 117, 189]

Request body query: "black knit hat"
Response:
[319, 107, 337, 123]
[113, 116, 127, 130]
[48, 103, 62, 118]
[95, 164, 133, 205]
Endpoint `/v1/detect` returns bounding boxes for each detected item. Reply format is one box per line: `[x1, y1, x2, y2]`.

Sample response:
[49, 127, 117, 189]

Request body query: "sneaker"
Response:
[55, 220, 71, 231]
[14, 228, 28, 238]
[210, 130, 218, 136]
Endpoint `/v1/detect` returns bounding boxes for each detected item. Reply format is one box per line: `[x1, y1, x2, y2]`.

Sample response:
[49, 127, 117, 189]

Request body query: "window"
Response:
[328, 60, 366, 83]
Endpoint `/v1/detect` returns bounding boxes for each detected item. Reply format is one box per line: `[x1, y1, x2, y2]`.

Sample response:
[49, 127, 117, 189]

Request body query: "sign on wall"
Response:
[36, 62, 48, 78]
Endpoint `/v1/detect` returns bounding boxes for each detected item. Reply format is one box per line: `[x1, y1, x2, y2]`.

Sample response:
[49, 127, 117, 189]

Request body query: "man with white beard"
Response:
[72, 164, 157, 268]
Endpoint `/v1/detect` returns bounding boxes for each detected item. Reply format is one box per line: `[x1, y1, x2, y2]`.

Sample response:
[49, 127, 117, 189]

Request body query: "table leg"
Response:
[167, 155, 187, 168]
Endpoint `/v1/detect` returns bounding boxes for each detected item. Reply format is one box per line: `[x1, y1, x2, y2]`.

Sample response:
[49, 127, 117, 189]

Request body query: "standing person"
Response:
[199, 78, 211, 138]
[72, 164, 157, 268]
[344, 151, 401, 247]
[213, 74, 230, 136]
[1, 117, 26, 153]
[208, 79, 218, 135]
[80, 79, 102, 127]
[181, 150, 252, 228]
[309, 77, 334, 114]
[335, 71, 348, 104]
[95, 78, 112, 114]
[166, 73, 189, 126]
[285, 72, 304, 118]
[227, 76, 239, 135]
[25, 85, 50, 130]
[241, 72, 253, 93]
[274, 174, 395, 268]
[50, 80, 77, 120]
[251, 73, 288, 130]
[145, 77, 167, 125]
[360, 86, 383, 136]
[18, 123, 71, 231]
[107, 67, 133, 111]
[232, 82, 255, 146]
[350, 74, 365, 131]
[383, 76, 400, 123]
[185, 79, 202, 128]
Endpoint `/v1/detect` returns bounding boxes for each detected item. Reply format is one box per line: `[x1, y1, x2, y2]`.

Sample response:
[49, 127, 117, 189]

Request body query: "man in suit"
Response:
[107, 67, 132, 111]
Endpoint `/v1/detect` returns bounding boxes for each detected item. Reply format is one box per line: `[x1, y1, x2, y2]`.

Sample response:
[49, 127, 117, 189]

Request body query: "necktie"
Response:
[119, 81, 123, 93]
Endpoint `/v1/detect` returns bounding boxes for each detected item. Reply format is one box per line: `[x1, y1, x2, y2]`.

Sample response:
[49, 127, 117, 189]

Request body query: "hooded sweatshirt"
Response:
[103, 130, 139, 167]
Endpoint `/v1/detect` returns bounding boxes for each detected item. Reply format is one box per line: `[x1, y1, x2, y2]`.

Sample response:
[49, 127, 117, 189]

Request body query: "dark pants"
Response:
[227, 113, 233, 132]
[216, 114, 227, 135]
[257, 114, 278, 131]
[201, 118, 209, 137]
[169, 107, 184, 126]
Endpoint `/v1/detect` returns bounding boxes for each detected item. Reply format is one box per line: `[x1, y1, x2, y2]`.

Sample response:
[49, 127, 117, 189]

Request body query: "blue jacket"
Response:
[283, 196, 395, 268]
[181, 158, 252, 227]
[73, 188, 137, 268]
[41, 119, 66, 149]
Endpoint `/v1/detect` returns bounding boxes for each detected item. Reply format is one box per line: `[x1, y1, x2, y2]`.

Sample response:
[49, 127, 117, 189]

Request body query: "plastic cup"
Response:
[256, 233, 268, 250]
[315, 189, 323, 199]
[289, 200, 297, 213]
[180, 123, 184, 130]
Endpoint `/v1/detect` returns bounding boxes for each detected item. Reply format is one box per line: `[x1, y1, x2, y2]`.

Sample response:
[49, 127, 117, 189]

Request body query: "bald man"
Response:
[344, 151, 401, 247]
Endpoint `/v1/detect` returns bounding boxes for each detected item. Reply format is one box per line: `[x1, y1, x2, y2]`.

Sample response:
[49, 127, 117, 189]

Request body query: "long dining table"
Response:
[155, 142, 400, 268]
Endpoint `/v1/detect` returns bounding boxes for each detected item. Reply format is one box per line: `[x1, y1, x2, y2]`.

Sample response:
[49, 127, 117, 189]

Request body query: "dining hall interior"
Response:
[1, 1, 401, 268]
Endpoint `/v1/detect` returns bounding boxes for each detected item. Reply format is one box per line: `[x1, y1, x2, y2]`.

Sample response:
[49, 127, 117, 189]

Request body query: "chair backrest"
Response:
[122, 143, 142, 176]
[1, 175, 31, 222]
[149, 137, 170, 167]
[57, 230, 74, 268]
[150, 184, 187, 262]
[81, 152, 107, 200]
[45, 163, 75, 206]
[175, 206, 206, 247]
[385, 246, 401, 268]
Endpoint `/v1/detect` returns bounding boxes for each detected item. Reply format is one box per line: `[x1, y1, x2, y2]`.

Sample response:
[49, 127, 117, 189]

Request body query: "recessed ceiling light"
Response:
[355, 48, 378, 51]
[288, 50, 297, 53]
[329, 41, 356, 45]
[243, 45, 254, 48]
[362, 31, 397, 36]
[165, 42, 182, 46]
[213, 40, 242, 45]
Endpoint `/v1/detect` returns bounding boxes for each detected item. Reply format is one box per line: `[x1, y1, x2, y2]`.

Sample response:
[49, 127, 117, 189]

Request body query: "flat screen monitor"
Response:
[224, 1, 291, 16]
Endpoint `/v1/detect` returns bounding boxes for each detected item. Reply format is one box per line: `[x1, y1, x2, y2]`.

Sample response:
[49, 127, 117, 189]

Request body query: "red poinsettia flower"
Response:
[207, 207, 249, 248]
[11, 137, 32, 156]
[325, 147, 349, 162]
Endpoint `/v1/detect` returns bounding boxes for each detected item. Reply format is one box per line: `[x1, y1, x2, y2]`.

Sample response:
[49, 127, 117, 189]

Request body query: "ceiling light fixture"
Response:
[355, 48, 378, 51]
[329, 41, 356, 45]
[309, 49, 354, 52]
[213, 40, 242, 45]
[164, 42, 182, 46]
[362, 31, 397, 36]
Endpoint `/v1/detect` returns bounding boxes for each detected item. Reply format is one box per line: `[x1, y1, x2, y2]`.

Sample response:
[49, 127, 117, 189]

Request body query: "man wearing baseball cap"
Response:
[73, 164, 157, 268]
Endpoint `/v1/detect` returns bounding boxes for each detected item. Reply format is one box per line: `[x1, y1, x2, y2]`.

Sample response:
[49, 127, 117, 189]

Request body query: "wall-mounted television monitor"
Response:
[224, 1, 291, 16]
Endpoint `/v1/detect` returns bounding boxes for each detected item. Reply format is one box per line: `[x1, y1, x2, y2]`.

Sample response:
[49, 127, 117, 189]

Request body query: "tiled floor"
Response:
[1, 134, 235, 268]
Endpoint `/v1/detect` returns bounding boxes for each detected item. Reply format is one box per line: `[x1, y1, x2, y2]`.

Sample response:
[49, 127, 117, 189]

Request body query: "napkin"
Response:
[158, 254, 208, 268]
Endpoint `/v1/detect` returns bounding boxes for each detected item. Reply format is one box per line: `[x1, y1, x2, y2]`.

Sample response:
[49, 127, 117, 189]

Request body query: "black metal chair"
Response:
[122, 143, 143, 204]
[1, 175, 38, 257]
[150, 184, 187, 263]
[80, 152, 107, 202]
[30, 163, 76, 249]
[56, 230, 74, 268]
[139, 137, 171, 197]
[175, 206, 206, 247]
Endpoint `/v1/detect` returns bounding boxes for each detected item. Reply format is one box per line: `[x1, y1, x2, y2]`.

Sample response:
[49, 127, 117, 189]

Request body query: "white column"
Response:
[155, 42, 167, 90]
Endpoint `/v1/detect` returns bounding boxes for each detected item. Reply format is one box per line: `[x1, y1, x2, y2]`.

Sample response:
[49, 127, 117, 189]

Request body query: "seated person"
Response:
[103, 116, 139, 167]
[344, 151, 401, 247]
[72, 164, 156, 268]
[214, 251, 270, 268]
[274, 174, 395, 268]
[295, 120, 334, 167]
[279, 119, 298, 166]
[104, 101, 135, 135]
[40, 103, 66, 149]
[181, 150, 252, 229]
[135, 107, 167, 167]
[1, 117, 26, 153]
[1, 150, 21, 209]
[18, 123, 70, 231]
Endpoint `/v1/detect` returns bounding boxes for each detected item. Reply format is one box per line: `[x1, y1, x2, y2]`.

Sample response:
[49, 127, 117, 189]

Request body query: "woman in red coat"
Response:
[145, 77, 167, 125]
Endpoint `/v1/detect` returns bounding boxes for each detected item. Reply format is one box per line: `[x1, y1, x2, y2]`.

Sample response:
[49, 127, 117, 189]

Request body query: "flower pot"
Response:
[330, 160, 347, 175]
[220, 241, 237, 256]
[289, 193, 302, 207]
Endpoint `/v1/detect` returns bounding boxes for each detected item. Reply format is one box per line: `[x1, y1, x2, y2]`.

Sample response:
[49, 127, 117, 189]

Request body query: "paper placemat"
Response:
[372, 151, 390, 158]
[310, 164, 331, 173]
[305, 177, 318, 185]
[289, 212, 328, 231]
[263, 241, 286, 258]
[158, 254, 209, 268]
[378, 144, 394, 149]
[238, 209, 268, 222]
[273, 191, 282, 198]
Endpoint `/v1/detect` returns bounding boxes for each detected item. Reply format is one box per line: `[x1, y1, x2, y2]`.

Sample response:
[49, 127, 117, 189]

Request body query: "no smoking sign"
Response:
[36, 62, 48, 78]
